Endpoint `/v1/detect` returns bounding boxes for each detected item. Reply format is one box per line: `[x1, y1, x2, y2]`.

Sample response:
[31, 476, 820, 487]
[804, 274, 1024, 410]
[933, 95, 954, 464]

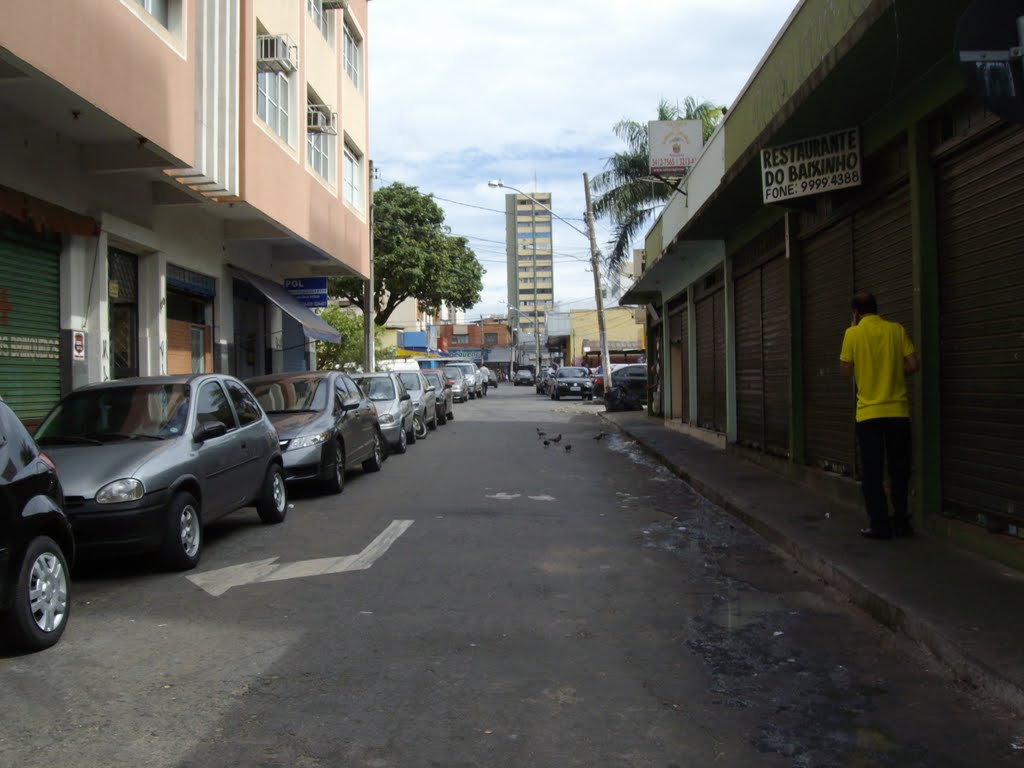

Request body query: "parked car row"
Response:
[0, 362, 484, 652]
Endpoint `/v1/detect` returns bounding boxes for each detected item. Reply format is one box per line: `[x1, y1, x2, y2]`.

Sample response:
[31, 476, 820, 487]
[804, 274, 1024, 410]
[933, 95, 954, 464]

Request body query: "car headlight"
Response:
[378, 413, 395, 424]
[288, 430, 331, 451]
[96, 478, 145, 504]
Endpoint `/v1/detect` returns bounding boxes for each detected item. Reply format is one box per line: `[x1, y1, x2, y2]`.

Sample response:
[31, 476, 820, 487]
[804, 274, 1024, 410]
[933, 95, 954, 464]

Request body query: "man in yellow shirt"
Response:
[839, 292, 919, 539]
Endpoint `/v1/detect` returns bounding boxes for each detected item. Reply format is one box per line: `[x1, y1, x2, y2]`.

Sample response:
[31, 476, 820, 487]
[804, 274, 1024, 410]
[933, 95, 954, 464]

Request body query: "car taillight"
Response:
[446, 378, 455, 385]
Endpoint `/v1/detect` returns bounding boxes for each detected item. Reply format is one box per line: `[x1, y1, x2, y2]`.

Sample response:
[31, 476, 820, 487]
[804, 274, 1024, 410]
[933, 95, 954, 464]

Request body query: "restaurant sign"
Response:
[761, 127, 862, 204]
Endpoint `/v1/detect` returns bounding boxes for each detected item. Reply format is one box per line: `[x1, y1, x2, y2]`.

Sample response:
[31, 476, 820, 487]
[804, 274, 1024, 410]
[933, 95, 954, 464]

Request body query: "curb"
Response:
[597, 412, 1024, 717]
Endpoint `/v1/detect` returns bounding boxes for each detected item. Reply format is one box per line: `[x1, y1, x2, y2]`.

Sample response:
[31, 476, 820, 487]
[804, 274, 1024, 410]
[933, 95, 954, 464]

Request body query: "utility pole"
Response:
[583, 172, 611, 385]
[528, 196, 542, 372]
[363, 160, 375, 371]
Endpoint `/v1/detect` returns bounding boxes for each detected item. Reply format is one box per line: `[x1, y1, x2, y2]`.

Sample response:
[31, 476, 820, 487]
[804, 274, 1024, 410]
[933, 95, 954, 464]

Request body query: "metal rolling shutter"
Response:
[696, 295, 716, 429]
[936, 125, 1024, 527]
[713, 291, 727, 432]
[668, 302, 688, 423]
[735, 270, 763, 448]
[0, 229, 61, 423]
[761, 256, 790, 457]
[802, 219, 855, 475]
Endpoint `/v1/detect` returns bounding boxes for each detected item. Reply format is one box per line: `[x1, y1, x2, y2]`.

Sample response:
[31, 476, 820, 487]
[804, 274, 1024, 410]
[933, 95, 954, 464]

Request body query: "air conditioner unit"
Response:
[321, 0, 349, 9]
[307, 104, 338, 135]
[256, 34, 297, 74]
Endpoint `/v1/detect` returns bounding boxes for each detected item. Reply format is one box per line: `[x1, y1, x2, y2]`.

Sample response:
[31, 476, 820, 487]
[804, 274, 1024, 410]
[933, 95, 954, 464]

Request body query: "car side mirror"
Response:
[400, 393, 411, 402]
[425, 385, 435, 393]
[194, 420, 228, 442]
[341, 397, 361, 412]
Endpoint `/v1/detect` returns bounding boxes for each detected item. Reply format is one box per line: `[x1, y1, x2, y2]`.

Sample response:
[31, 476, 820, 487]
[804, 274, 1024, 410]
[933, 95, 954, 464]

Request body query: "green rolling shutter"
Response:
[0, 228, 61, 423]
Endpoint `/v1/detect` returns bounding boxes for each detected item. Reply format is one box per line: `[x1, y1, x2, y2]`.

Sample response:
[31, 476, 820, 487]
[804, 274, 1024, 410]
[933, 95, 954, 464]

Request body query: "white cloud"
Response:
[368, 0, 798, 318]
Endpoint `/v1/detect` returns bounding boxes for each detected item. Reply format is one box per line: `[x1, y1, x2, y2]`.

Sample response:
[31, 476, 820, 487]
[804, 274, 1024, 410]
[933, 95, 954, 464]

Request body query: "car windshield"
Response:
[248, 377, 328, 413]
[35, 384, 190, 443]
[558, 368, 589, 378]
[357, 377, 396, 402]
[444, 368, 465, 381]
[397, 373, 422, 391]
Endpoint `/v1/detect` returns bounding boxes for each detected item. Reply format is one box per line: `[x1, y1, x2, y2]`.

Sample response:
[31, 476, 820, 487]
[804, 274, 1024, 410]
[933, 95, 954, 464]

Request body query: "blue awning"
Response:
[228, 266, 341, 344]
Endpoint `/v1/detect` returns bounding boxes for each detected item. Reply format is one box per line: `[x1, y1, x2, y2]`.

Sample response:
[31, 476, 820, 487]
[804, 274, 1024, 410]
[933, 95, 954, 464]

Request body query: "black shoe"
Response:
[860, 527, 893, 540]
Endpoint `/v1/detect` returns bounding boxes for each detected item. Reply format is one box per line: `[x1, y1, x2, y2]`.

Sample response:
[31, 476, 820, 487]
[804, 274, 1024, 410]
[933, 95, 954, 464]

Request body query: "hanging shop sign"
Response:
[649, 120, 704, 176]
[284, 277, 328, 309]
[760, 127, 862, 204]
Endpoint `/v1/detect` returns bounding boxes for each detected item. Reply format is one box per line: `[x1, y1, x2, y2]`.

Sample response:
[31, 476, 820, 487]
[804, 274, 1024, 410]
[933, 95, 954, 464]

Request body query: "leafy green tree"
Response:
[329, 182, 484, 325]
[315, 306, 393, 372]
[591, 97, 725, 272]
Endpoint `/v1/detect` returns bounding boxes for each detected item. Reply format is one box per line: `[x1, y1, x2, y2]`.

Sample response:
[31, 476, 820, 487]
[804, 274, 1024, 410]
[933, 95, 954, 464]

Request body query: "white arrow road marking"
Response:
[186, 519, 414, 597]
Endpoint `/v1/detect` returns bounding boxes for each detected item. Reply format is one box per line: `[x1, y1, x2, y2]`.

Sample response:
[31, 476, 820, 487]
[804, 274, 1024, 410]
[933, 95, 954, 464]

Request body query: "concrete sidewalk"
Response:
[598, 410, 1024, 717]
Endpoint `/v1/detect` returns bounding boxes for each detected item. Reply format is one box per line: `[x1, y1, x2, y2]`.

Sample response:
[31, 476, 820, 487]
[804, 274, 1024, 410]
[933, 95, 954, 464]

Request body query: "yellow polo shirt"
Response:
[839, 314, 915, 422]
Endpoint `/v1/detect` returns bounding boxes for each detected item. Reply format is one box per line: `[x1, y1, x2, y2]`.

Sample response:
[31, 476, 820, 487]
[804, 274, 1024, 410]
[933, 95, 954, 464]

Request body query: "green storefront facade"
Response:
[624, 0, 1024, 566]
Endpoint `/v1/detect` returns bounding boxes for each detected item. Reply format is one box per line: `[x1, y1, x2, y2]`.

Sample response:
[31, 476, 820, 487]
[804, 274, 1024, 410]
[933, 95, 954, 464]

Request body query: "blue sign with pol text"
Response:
[284, 277, 328, 308]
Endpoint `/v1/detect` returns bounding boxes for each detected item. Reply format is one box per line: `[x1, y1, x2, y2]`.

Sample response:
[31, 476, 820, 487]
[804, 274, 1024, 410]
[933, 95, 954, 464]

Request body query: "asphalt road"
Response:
[1, 385, 1019, 767]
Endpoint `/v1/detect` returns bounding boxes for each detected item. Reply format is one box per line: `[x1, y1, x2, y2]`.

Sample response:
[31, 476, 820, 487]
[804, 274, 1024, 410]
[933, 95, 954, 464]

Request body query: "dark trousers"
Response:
[856, 417, 912, 533]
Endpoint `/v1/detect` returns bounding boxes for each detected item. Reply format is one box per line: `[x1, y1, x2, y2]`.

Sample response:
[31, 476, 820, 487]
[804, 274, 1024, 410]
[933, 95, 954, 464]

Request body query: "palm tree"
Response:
[591, 97, 725, 274]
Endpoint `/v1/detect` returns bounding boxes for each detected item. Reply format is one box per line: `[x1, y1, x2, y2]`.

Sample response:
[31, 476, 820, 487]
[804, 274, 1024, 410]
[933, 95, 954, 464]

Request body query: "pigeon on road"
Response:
[564, 444, 572, 452]
[593, 432, 607, 441]
[550, 434, 562, 443]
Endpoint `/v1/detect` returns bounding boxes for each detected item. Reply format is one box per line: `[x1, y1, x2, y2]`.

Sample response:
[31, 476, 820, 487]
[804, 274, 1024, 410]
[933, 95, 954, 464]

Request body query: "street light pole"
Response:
[528, 196, 542, 373]
[583, 172, 612, 387]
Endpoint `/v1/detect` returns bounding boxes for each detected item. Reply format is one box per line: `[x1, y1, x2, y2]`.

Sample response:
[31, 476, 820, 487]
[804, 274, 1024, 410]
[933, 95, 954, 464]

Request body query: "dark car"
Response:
[550, 366, 594, 401]
[34, 374, 287, 571]
[246, 371, 384, 495]
[535, 370, 553, 396]
[514, 369, 534, 387]
[609, 364, 649, 401]
[420, 369, 454, 425]
[0, 400, 74, 651]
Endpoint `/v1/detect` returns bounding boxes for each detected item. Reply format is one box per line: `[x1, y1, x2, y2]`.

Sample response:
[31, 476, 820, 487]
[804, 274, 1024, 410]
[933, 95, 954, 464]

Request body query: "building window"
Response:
[308, 0, 334, 44]
[344, 24, 362, 89]
[484, 333, 498, 345]
[344, 144, 363, 210]
[307, 92, 335, 182]
[257, 71, 291, 143]
[452, 334, 469, 344]
[135, 0, 168, 28]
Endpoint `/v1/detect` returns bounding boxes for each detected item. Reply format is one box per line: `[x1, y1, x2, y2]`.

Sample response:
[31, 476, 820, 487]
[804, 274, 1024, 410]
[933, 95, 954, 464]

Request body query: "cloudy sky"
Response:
[367, 0, 799, 320]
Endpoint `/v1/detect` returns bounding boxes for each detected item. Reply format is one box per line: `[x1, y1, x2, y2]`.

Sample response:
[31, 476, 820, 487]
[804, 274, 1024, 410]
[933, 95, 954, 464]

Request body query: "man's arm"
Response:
[904, 353, 919, 375]
[840, 361, 854, 378]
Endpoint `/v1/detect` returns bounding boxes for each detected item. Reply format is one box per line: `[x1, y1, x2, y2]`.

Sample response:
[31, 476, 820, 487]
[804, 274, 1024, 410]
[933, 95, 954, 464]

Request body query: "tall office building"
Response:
[503, 192, 553, 367]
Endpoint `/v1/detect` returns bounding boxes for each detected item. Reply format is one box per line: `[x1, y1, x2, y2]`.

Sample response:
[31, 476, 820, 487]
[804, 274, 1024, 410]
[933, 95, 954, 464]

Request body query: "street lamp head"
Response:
[487, 180, 504, 188]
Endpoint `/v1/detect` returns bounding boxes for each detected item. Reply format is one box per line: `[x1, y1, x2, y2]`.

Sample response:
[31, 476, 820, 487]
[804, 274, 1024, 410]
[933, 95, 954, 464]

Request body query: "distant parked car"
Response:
[245, 371, 384, 495]
[608, 364, 649, 401]
[535, 370, 553, 396]
[352, 373, 415, 454]
[396, 371, 436, 436]
[445, 362, 482, 399]
[34, 374, 286, 571]
[0, 399, 74, 651]
[514, 369, 534, 387]
[446, 367, 469, 404]
[550, 366, 594, 401]
[420, 369, 454, 425]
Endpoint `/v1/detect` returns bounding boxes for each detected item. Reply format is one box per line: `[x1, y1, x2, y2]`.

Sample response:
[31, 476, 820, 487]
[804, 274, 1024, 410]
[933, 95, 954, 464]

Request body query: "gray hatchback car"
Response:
[34, 374, 286, 571]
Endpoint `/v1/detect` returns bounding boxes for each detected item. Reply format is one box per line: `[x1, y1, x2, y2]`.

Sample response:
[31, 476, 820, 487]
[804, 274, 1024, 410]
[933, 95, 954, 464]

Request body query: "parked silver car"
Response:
[420, 369, 453, 425]
[446, 367, 469, 403]
[351, 373, 415, 454]
[444, 362, 482, 399]
[245, 371, 384, 495]
[34, 374, 286, 571]
[396, 370, 436, 436]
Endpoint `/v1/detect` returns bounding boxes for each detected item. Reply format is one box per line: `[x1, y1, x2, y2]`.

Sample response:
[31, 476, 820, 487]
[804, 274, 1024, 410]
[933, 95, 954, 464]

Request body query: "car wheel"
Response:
[322, 440, 345, 495]
[437, 408, 447, 426]
[256, 464, 288, 524]
[394, 425, 408, 454]
[413, 414, 428, 440]
[161, 491, 202, 571]
[1, 536, 70, 651]
[362, 430, 384, 472]
[428, 410, 438, 430]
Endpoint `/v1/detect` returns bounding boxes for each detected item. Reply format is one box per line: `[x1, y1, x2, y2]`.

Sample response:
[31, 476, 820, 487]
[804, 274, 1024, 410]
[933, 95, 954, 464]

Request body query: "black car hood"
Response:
[267, 411, 329, 440]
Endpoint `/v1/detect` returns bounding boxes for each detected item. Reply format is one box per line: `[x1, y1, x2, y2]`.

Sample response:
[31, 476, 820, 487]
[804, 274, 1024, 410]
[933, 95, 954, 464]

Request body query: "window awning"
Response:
[228, 266, 341, 344]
